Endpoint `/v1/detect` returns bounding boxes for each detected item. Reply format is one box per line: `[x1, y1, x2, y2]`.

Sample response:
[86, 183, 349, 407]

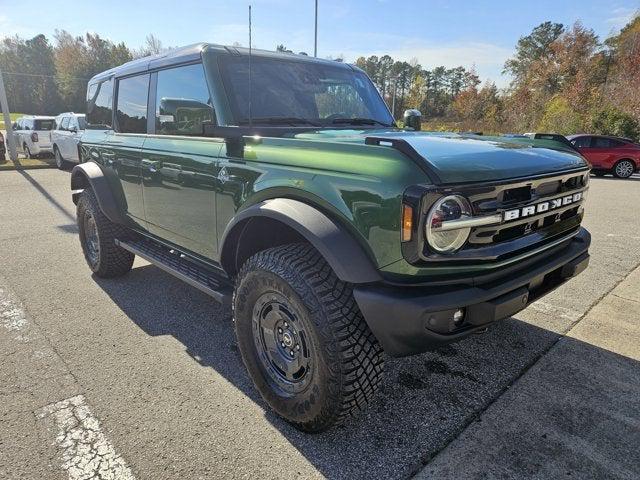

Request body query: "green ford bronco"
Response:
[71, 43, 591, 432]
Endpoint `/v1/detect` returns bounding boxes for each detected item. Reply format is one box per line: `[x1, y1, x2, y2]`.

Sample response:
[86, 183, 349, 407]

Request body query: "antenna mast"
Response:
[248, 4, 253, 127]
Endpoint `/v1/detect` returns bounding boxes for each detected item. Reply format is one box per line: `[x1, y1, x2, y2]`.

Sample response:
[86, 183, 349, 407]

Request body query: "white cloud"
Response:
[606, 7, 638, 30]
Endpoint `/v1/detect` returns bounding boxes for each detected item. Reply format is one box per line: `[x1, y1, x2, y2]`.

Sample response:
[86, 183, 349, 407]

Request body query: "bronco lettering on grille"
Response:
[503, 192, 583, 222]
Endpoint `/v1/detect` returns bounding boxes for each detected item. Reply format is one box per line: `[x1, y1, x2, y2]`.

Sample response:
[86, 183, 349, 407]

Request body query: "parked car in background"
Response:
[568, 134, 640, 178]
[0, 131, 6, 160]
[52, 113, 86, 169]
[12, 116, 55, 158]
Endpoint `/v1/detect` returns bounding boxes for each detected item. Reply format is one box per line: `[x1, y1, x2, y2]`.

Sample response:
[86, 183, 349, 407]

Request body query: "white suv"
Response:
[51, 113, 86, 169]
[13, 116, 55, 158]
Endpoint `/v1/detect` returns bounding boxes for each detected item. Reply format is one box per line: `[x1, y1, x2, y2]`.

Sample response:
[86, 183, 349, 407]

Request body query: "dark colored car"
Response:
[568, 134, 640, 178]
[71, 43, 591, 432]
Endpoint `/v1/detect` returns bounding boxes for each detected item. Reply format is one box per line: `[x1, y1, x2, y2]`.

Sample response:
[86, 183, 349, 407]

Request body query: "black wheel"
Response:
[23, 144, 31, 159]
[613, 159, 635, 179]
[592, 170, 606, 177]
[233, 243, 384, 432]
[76, 189, 134, 278]
[54, 146, 66, 169]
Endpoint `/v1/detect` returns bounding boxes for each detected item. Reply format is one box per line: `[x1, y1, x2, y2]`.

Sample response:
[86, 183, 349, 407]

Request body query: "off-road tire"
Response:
[233, 243, 384, 433]
[77, 189, 134, 278]
[613, 159, 635, 179]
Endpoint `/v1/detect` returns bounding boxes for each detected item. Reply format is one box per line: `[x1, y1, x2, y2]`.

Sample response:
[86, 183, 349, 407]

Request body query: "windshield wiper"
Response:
[238, 117, 321, 127]
[330, 117, 392, 127]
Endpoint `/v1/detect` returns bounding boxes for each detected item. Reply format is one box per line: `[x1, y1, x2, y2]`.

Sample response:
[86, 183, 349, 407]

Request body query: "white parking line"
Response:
[36, 395, 136, 480]
[0, 284, 29, 342]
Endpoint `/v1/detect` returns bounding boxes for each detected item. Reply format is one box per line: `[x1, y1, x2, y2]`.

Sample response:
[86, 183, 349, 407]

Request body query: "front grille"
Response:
[414, 170, 590, 263]
[466, 172, 587, 249]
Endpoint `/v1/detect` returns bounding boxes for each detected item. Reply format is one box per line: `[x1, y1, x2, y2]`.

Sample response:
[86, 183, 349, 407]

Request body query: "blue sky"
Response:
[0, 0, 638, 86]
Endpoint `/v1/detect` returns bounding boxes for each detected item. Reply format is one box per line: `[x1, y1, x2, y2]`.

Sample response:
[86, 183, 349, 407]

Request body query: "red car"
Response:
[568, 134, 640, 178]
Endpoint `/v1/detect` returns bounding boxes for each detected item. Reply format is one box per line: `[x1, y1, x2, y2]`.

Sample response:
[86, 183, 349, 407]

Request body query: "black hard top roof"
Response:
[89, 42, 357, 83]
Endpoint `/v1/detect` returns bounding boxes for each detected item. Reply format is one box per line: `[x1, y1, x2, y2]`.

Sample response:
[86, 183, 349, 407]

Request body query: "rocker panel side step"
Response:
[115, 238, 232, 306]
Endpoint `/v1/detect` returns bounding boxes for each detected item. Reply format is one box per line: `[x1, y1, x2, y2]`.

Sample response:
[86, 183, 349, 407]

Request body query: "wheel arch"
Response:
[219, 198, 382, 284]
[70, 162, 128, 225]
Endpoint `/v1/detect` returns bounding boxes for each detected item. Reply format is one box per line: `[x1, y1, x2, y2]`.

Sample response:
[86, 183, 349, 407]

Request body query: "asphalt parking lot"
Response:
[1, 169, 639, 480]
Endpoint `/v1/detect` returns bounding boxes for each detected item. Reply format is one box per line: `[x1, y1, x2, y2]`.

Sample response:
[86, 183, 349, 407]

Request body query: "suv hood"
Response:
[294, 129, 588, 184]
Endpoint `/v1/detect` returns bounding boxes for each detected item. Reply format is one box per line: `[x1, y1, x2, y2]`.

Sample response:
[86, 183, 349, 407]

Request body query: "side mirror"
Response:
[403, 109, 422, 131]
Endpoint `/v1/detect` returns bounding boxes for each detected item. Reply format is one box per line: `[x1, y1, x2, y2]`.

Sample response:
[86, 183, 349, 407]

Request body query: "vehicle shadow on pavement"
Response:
[94, 264, 640, 480]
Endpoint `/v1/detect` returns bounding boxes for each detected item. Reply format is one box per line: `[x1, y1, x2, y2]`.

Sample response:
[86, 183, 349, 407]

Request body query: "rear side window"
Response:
[87, 79, 114, 129]
[572, 136, 591, 148]
[116, 74, 150, 134]
[155, 63, 214, 136]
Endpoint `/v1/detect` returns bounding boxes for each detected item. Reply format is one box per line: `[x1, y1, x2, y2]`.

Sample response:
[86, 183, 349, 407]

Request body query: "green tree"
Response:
[0, 34, 60, 114]
[504, 21, 564, 83]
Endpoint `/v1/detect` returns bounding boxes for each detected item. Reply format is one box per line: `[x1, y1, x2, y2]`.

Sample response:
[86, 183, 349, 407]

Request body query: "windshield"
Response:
[219, 55, 393, 127]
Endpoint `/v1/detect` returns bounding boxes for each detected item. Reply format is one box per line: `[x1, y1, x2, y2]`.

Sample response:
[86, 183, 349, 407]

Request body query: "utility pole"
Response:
[314, 0, 318, 57]
[0, 68, 17, 162]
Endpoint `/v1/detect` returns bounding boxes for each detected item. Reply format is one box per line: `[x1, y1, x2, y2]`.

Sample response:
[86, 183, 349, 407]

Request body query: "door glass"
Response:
[87, 79, 114, 129]
[593, 137, 611, 148]
[61, 117, 70, 131]
[155, 64, 214, 136]
[116, 74, 149, 134]
[572, 136, 591, 148]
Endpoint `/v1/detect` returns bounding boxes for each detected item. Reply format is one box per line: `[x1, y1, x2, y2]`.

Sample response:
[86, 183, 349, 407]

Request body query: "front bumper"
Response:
[354, 228, 591, 357]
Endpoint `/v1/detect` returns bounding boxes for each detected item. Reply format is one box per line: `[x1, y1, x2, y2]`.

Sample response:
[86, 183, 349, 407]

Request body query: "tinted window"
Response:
[609, 139, 625, 147]
[219, 56, 393, 126]
[77, 117, 86, 130]
[87, 79, 114, 129]
[34, 119, 54, 130]
[593, 137, 612, 148]
[116, 74, 149, 134]
[155, 63, 214, 136]
[61, 117, 70, 130]
[572, 136, 591, 148]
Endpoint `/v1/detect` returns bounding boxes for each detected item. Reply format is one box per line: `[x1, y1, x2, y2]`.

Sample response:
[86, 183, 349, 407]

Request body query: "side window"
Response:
[155, 64, 214, 136]
[572, 136, 591, 148]
[86, 79, 114, 129]
[609, 139, 625, 148]
[116, 74, 150, 134]
[61, 117, 70, 131]
[593, 137, 611, 148]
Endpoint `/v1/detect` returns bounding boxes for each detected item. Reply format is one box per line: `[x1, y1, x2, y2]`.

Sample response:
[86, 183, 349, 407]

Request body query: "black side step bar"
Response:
[115, 238, 232, 306]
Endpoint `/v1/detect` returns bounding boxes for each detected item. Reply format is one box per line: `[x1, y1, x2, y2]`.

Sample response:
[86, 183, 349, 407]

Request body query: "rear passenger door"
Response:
[141, 62, 222, 259]
[103, 73, 151, 226]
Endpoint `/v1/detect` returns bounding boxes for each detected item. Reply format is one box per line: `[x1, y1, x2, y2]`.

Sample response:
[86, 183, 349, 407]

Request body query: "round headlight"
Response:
[426, 195, 472, 253]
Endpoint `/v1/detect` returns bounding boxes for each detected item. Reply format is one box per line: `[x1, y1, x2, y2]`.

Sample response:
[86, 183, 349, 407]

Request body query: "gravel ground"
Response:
[0, 169, 639, 479]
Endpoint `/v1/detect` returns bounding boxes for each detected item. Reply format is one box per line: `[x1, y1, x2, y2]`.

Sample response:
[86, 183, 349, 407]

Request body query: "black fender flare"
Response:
[70, 162, 128, 225]
[220, 198, 382, 284]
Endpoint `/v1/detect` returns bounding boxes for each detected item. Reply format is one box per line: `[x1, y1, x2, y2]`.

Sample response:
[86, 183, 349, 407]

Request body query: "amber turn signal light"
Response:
[402, 204, 413, 242]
